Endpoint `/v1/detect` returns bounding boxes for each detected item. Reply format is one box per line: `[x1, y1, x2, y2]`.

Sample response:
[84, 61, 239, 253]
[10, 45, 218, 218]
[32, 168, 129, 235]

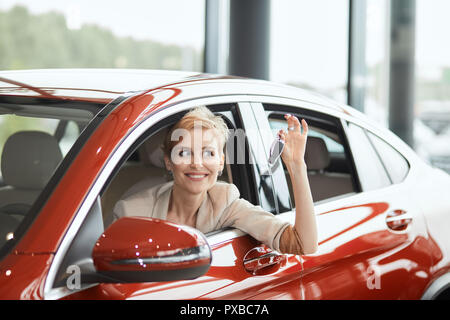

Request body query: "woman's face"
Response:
[165, 128, 224, 195]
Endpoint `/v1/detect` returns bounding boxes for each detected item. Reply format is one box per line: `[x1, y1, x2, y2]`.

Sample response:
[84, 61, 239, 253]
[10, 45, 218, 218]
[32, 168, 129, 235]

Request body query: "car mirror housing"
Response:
[91, 216, 211, 283]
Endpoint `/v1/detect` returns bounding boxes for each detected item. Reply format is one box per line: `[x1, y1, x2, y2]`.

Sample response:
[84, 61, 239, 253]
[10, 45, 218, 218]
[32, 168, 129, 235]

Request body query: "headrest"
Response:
[305, 136, 330, 171]
[139, 128, 168, 169]
[1, 131, 63, 189]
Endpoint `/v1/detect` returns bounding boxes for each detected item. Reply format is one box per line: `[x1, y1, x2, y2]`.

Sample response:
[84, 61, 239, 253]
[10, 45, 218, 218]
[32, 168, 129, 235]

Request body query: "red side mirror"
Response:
[92, 216, 211, 283]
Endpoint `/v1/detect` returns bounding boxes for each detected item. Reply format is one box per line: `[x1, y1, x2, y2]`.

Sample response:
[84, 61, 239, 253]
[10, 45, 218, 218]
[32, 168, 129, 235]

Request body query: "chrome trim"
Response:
[385, 215, 413, 223]
[244, 252, 281, 264]
[112, 245, 210, 266]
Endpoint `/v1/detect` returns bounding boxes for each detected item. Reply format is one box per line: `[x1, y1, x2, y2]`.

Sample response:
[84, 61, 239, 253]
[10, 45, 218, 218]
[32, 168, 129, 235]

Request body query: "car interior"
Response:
[0, 101, 98, 249]
[267, 113, 357, 204]
[303, 134, 355, 201]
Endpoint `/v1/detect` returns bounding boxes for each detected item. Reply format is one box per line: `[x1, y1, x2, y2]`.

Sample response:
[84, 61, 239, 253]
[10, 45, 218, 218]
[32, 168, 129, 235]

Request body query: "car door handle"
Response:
[243, 246, 286, 275]
[386, 209, 412, 231]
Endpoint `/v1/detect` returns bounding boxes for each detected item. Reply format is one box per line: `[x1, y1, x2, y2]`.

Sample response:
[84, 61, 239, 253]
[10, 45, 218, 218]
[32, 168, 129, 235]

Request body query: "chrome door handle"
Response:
[386, 209, 412, 231]
[243, 246, 286, 275]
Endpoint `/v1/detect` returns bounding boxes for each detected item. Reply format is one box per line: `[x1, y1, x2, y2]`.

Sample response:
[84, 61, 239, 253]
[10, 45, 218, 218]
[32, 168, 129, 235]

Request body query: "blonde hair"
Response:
[163, 106, 229, 156]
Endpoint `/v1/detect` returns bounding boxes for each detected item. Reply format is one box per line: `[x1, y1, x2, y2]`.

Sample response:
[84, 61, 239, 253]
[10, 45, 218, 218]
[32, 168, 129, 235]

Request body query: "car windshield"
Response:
[0, 99, 101, 256]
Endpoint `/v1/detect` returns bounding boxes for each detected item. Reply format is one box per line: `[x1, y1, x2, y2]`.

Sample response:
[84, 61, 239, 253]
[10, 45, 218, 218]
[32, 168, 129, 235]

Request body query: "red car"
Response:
[0, 69, 449, 300]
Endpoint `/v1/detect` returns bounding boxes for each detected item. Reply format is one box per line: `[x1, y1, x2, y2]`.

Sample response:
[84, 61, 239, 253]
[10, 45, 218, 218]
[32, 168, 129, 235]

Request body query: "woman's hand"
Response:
[278, 115, 318, 255]
[278, 114, 309, 170]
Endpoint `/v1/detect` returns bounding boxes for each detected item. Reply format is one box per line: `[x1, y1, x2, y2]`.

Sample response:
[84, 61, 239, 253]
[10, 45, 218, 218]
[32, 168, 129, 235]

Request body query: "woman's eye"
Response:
[179, 149, 191, 157]
[203, 150, 214, 157]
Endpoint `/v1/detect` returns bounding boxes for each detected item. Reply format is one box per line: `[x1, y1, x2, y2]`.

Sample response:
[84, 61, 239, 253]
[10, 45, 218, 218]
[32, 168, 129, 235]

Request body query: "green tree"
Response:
[0, 5, 202, 71]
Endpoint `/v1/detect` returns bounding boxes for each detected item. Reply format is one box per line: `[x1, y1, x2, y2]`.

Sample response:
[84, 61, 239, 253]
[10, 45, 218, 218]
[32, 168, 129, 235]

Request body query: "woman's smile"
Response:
[184, 172, 210, 181]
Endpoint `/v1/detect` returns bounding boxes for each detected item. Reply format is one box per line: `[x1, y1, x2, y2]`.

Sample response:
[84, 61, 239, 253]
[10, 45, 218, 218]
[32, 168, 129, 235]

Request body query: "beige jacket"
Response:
[113, 181, 292, 252]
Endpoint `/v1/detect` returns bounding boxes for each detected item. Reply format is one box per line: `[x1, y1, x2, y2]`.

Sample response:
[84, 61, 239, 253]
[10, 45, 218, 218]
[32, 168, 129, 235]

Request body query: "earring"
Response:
[217, 170, 223, 176]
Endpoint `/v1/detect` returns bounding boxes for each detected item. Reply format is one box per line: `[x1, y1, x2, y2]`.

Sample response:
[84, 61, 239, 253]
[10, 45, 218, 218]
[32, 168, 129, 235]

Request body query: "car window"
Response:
[345, 122, 391, 191]
[366, 131, 410, 184]
[268, 118, 345, 154]
[100, 104, 255, 229]
[0, 104, 96, 260]
[49, 103, 268, 293]
[266, 110, 357, 204]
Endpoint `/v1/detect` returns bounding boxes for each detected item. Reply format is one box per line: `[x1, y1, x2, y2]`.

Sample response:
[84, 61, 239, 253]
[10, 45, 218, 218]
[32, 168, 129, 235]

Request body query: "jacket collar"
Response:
[152, 181, 215, 234]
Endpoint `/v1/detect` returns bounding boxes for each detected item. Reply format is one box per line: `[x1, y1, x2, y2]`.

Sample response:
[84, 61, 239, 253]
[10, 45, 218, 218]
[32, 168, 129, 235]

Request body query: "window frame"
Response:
[0, 96, 106, 263]
[97, 103, 255, 206]
[365, 129, 411, 184]
[51, 104, 250, 289]
[43, 95, 268, 299]
[344, 120, 392, 191]
[263, 103, 361, 205]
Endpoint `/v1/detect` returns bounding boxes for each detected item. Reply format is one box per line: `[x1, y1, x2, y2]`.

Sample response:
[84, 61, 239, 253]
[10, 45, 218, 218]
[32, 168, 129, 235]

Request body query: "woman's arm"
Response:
[278, 115, 318, 255]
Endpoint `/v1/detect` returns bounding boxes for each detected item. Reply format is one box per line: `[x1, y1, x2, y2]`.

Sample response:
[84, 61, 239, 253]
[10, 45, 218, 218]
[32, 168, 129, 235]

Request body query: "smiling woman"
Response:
[162, 107, 229, 227]
[112, 106, 319, 255]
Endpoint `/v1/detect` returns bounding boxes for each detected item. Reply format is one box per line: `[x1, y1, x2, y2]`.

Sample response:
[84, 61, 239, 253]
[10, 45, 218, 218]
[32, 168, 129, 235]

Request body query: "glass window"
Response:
[0, 117, 80, 170]
[0, 103, 96, 258]
[270, 0, 349, 104]
[346, 122, 391, 191]
[268, 118, 344, 154]
[357, 0, 450, 174]
[0, 0, 205, 71]
[268, 114, 356, 203]
[415, 0, 450, 174]
[59, 121, 81, 156]
[364, 0, 390, 127]
[366, 131, 409, 184]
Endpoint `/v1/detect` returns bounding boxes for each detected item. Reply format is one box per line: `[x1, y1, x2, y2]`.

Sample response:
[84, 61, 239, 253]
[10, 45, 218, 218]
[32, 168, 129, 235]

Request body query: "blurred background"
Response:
[0, 0, 449, 173]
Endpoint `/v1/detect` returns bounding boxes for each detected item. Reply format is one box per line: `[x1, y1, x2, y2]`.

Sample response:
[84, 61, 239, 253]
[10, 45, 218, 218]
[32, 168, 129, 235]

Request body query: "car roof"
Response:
[0, 69, 202, 102]
[0, 68, 356, 117]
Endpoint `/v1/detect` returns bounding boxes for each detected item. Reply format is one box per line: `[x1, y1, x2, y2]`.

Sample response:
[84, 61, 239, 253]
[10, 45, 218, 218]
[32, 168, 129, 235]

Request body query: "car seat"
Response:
[0, 131, 62, 245]
[305, 136, 354, 202]
[101, 128, 171, 225]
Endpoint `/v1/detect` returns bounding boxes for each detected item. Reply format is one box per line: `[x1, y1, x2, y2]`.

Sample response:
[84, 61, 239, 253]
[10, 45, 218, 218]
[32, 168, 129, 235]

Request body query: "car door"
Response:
[261, 101, 433, 299]
[55, 99, 304, 300]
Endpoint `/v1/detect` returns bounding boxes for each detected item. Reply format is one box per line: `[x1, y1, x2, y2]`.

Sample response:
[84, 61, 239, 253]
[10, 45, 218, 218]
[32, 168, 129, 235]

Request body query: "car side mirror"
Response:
[91, 216, 211, 283]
